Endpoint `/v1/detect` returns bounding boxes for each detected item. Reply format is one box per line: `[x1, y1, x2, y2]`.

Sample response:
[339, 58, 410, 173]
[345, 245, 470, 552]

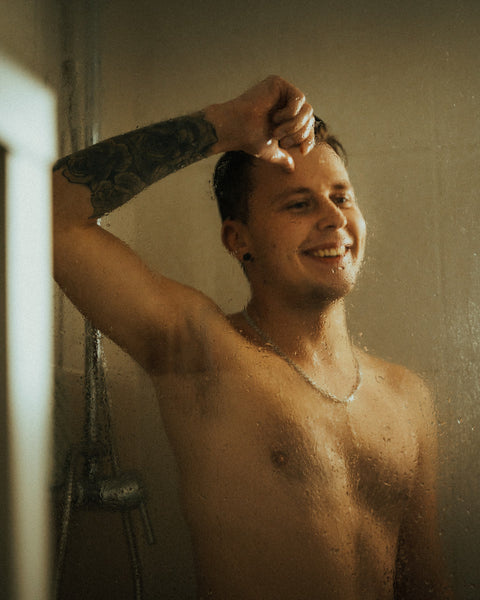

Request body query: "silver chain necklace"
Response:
[242, 309, 361, 404]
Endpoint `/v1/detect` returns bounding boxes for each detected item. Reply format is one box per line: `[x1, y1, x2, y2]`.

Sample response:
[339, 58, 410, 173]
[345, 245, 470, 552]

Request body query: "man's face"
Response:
[243, 143, 366, 305]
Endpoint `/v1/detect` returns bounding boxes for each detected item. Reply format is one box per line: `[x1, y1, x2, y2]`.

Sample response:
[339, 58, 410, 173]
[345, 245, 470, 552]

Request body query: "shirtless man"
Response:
[53, 76, 451, 599]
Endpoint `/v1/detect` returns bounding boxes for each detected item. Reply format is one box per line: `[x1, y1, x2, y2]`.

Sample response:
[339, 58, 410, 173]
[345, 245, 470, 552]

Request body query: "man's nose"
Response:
[315, 199, 347, 230]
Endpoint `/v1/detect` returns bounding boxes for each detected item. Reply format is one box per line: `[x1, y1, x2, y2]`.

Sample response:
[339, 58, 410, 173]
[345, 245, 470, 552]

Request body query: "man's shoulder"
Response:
[358, 348, 432, 408]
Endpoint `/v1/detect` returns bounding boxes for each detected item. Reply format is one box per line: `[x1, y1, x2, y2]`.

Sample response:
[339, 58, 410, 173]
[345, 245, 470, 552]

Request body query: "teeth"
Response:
[310, 246, 346, 258]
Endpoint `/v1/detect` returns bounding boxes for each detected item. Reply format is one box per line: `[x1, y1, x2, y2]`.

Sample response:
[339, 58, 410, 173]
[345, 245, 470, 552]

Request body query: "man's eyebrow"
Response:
[272, 182, 353, 203]
[271, 187, 313, 204]
[331, 182, 352, 191]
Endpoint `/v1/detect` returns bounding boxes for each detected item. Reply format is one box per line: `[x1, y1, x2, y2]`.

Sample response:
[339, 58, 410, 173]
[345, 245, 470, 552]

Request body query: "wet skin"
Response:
[53, 128, 448, 599]
[149, 147, 437, 599]
[152, 320, 424, 600]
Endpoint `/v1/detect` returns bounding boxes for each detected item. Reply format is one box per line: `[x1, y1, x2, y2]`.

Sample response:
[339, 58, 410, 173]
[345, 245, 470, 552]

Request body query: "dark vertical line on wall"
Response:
[84, 0, 101, 147]
[82, 0, 104, 481]
[0, 144, 12, 600]
[59, 0, 82, 154]
[55, 0, 81, 370]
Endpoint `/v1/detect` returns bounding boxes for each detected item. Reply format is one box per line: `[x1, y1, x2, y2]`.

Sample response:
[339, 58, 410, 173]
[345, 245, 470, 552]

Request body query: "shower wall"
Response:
[2, 0, 479, 599]
[0, 0, 60, 80]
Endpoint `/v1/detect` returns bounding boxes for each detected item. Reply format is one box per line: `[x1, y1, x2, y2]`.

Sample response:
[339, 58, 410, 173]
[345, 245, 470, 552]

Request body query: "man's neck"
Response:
[245, 295, 353, 368]
[230, 293, 361, 402]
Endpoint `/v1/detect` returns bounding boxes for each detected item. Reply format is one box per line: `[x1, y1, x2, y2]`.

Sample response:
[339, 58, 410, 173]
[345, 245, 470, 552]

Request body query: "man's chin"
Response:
[303, 277, 357, 307]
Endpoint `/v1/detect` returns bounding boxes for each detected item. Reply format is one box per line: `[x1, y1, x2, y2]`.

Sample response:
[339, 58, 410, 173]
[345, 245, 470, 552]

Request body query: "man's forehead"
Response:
[250, 144, 351, 193]
[272, 180, 352, 200]
[292, 142, 349, 173]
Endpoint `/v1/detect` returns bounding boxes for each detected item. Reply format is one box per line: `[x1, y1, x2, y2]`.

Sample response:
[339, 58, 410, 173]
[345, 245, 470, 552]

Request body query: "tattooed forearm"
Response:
[53, 112, 218, 218]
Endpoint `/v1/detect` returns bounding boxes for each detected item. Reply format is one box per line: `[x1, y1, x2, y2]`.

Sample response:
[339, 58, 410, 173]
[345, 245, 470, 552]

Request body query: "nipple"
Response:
[271, 449, 289, 468]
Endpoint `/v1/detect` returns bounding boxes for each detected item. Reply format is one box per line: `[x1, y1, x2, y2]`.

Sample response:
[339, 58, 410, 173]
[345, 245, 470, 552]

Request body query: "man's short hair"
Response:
[213, 117, 346, 224]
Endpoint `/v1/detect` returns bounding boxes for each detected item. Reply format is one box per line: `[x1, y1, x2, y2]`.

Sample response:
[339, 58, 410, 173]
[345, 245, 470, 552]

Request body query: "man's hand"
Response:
[205, 75, 315, 171]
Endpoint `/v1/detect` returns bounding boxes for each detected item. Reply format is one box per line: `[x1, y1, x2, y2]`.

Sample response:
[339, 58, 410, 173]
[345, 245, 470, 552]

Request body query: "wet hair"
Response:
[213, 116, 346, 224]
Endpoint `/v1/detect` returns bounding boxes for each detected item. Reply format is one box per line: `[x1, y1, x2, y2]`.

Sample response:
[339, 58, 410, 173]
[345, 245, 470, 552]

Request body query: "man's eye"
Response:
[333, 196, 348, 205]
[287, 200, 309, 210]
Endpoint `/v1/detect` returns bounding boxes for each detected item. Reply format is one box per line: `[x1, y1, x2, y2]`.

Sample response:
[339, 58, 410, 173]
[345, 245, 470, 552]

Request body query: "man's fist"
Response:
[205, 75, 315, 171]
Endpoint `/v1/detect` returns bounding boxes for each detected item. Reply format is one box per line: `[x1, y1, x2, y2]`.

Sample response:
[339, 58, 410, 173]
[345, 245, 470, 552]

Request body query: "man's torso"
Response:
[152, 317, 421, 600]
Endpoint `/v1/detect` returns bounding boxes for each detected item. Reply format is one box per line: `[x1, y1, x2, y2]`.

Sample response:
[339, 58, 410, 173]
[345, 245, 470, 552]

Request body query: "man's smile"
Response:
[305, 245, 347, 258]
[301, 239, 354, 263]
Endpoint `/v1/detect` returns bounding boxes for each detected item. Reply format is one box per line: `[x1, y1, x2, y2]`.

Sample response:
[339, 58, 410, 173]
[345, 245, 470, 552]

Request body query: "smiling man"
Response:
[53, 76, 451, 599]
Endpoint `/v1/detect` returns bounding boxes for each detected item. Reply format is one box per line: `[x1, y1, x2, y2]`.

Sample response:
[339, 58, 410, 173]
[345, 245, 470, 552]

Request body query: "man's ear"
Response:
[221, 218, 250, 260]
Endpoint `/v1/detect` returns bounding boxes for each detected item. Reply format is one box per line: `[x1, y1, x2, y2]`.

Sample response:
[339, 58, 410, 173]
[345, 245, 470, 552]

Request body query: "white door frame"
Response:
[0, 51, 56, 600]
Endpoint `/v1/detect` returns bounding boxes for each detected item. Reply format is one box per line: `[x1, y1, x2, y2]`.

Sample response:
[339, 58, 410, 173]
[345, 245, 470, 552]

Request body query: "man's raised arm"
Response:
[53, 113, 219, 219]
[53, 76, 315, 372]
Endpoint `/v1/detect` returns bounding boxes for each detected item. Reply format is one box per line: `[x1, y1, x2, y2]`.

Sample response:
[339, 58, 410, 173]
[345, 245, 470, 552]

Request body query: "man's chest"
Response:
[157, 352, 419, 523]
[250, 387, 418, 514]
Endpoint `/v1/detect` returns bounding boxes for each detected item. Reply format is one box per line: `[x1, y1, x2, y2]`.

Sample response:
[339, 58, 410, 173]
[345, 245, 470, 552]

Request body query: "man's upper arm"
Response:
[53, 171, 218, 374]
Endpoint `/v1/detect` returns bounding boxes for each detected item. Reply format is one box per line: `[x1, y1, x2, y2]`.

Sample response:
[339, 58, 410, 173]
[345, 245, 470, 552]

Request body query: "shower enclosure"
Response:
[2, 1, 478, 598]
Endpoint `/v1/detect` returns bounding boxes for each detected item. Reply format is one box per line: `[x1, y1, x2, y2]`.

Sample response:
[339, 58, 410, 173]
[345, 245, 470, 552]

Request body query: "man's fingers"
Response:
[279, 120, 315, 149]
[273, 102, 314, 136]
[272, 149, 295, 173]
[278, 115, 315, 149]
[299, 132, 316, 155]
[272, 94, 305, 122]
[271, 79, 308, 123]
[256, 139, 295, 172]
[223, 75, 312, 164]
